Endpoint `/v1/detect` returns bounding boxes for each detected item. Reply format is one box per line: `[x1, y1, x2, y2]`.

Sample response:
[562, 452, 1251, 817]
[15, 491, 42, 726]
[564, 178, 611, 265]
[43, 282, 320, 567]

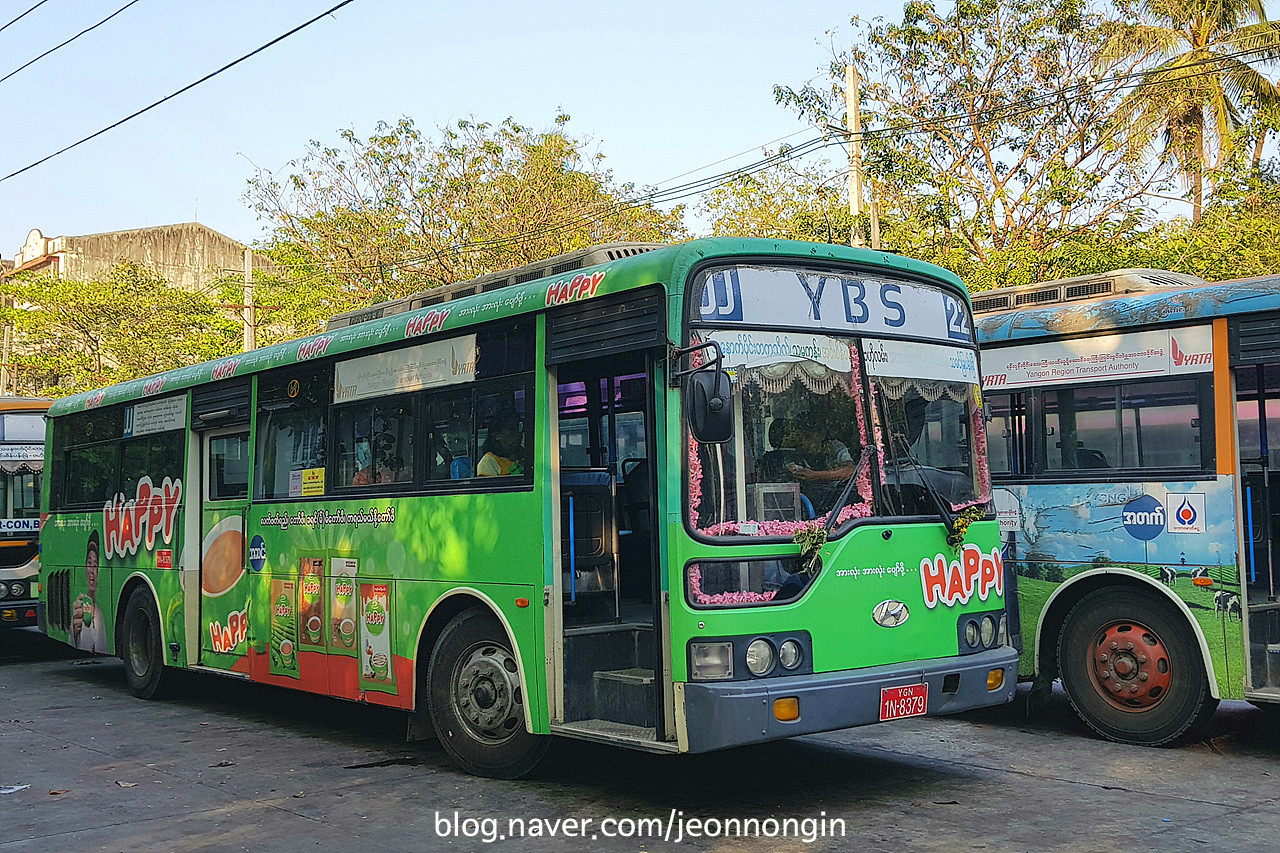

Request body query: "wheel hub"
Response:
[452, 643, 522, 742]
[1089, 620, 1172, 711]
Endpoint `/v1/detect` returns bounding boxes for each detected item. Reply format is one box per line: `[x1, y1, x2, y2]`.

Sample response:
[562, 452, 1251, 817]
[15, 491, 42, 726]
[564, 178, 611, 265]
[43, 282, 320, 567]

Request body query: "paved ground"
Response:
[2, 628, 1279, 853]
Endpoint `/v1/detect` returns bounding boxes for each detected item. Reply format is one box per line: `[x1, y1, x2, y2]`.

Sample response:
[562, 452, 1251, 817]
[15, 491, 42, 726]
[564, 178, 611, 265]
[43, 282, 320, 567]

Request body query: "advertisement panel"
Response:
[981, 325, 1212, 390]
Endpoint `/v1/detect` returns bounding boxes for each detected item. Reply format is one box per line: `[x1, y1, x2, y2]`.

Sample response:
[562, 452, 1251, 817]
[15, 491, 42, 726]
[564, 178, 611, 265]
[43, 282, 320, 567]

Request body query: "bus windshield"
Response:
[687, 263, 989, 538]
[686, 330, 989, 537]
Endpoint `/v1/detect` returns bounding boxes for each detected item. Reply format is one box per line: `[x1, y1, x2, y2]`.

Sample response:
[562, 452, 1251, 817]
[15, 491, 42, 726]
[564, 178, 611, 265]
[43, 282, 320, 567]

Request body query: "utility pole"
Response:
[242, 248, 256, 352]
[846, 63, 865, 248]
[869, 179, 881, 250]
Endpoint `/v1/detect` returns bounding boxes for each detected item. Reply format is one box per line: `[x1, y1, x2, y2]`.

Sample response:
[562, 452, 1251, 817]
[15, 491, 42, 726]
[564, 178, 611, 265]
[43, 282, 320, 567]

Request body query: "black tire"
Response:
[427, 608, 548, 778]
[1058, 587, 1215, 746]
[120, 586, 169, 699]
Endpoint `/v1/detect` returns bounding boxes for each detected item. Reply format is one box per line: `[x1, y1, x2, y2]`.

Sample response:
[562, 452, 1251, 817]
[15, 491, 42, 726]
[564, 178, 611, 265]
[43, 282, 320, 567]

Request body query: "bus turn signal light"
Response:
[987, 669, 1005, 692]
[773, 697, 799, 721]
[515, 598, 530, 608]
[1193, 577, 1213, 587]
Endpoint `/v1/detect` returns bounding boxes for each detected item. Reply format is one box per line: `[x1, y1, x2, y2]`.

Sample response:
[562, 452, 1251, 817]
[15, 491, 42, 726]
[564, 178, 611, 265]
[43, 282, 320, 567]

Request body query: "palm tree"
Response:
[1102, 0, 1280, 222]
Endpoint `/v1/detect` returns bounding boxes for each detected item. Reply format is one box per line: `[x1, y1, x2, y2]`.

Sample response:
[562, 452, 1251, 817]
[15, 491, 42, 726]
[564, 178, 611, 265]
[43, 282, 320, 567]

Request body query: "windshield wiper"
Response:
[822, 448, 871, 538]
[873, 386, 955, 531]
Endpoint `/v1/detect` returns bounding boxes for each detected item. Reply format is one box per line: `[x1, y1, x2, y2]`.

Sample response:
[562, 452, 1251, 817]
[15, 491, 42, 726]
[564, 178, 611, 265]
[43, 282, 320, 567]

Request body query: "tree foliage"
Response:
[0, 262, 239, 396]
[774, 0, 1172, 261]
[245, 115, 688, 338]
[1100, 0, 1280, 221]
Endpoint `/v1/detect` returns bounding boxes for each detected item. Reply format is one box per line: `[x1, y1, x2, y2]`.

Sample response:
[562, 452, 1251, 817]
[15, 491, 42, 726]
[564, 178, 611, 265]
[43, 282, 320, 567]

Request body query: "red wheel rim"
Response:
[1088, 620, 1172, 712]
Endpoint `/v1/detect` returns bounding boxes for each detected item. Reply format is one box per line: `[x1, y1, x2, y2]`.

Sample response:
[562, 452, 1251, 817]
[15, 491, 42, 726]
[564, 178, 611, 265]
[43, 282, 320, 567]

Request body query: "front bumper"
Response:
[0, 599, 40, 629]
[681, 645, 1019, 753]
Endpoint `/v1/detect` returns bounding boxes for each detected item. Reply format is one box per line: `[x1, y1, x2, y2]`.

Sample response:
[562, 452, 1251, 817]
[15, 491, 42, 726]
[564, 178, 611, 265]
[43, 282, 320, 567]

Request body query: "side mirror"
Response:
[688, 370, 734, 444]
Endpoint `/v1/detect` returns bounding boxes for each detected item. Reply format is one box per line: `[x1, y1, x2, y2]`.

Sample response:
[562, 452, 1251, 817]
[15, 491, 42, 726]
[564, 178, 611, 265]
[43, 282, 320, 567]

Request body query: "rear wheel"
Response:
[121, 586, 169, 699]
[427, 608, 548, 778]
[1058, 587, 1215, 745]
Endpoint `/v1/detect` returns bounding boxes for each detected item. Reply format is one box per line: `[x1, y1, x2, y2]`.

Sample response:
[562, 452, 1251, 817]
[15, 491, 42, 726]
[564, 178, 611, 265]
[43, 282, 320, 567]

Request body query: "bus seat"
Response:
[1074, 448, 1110, 469]
[450, 457, 474, 479]
[800, 494, 816, 520]
[619, 458, 652, 537]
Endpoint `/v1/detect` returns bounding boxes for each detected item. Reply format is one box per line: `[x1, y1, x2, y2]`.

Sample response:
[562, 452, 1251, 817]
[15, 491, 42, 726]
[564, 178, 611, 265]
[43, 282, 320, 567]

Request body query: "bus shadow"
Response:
[956, 682, 1280, 756]
[40, 642, 961, 806]
[0, 627, 86, 665]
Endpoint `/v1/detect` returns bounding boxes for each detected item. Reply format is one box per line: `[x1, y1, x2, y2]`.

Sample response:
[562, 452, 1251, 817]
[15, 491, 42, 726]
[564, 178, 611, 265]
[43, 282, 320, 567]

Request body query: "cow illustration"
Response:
[1158, 566, 1176, 586]
[1215, 591, 1242, 619]
[1190, 567, 1209, 581]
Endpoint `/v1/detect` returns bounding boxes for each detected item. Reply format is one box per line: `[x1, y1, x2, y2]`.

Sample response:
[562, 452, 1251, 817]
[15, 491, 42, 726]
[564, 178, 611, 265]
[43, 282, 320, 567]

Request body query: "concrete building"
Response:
[8, 222, 275, 291]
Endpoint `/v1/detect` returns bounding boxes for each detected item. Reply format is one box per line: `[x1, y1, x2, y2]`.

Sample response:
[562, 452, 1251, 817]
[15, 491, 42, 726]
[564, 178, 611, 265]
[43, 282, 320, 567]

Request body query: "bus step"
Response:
[550, 719, 677, 753]
[593, 668, 656, 728]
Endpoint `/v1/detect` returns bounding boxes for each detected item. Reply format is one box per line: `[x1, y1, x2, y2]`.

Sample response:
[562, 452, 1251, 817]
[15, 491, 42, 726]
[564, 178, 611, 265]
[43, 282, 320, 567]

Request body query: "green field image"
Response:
[1014, 563, 1245, 700]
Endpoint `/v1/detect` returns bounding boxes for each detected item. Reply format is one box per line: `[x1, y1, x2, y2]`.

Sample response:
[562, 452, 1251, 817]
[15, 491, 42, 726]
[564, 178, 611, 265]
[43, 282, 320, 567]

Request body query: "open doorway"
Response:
[555, 349, 662, 735]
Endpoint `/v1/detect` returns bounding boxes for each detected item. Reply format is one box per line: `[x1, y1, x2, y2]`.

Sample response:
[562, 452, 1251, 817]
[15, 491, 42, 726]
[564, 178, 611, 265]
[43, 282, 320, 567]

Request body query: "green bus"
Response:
[39, 237, 1017, 778]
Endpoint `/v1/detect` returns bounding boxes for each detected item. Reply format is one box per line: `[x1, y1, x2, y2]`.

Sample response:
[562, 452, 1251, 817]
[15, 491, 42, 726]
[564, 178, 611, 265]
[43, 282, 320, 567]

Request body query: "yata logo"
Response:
[297, 335, 334, 360]
[699, 269, 743, 321]
[211, 358, 240, 381]
[208, 608, 248, 654]
[142, 376, 165, 395]
[545, 271, 606, 307]
[983, 373, 1008, 389]
[1171, 335, 1211, 368]
[102, 476, 182, 559]
[920, 545, 1004, 609]
[85, 390, 106, 410]
[405, 308, 450, 337]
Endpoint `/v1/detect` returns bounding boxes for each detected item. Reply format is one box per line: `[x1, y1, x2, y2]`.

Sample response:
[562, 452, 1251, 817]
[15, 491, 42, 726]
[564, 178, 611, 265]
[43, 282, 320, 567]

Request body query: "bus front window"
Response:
[687, 331, 874, 537]
[686, 332, 990, 538]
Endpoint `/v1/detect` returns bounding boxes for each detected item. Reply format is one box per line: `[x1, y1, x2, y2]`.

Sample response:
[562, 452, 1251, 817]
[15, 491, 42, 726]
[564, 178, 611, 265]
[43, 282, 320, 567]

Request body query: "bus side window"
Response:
[255, 367, 330, 500]
[984, 392, 1024, 476]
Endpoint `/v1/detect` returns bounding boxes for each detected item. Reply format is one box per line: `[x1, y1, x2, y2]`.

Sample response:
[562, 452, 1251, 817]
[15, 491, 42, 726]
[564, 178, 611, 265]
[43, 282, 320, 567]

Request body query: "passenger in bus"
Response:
[72, 530, 107, 653]
[757, 418, 798, 483]
[478, 422, 524, 477]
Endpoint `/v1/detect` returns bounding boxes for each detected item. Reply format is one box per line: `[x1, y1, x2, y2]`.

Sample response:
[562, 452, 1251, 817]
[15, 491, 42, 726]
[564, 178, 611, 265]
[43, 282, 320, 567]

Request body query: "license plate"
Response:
[880, 683, 928, 721]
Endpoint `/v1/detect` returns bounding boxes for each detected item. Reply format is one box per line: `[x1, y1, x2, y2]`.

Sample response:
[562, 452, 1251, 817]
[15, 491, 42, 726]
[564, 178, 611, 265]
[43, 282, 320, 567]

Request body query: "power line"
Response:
[0, 0, 49, 34]
[0, 0, 359, 184]
[0, 0, 140, 87]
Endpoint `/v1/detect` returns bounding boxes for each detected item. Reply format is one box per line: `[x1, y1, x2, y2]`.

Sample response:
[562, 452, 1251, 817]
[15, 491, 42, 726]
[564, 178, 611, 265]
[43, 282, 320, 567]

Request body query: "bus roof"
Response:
[977, 272, 1280, 346]
[0, 397, 51, 414]
[47, 236, 965, 418]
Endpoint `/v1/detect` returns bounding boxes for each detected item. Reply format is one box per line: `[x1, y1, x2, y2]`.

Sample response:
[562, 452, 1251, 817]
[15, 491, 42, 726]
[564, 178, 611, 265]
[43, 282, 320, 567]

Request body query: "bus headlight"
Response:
[980, 615, 997, 648]
[689, 642, 734, 680]
[779, 639, 803, 670]
[964, 619, 980, 649]
[746, 639, 774, 676]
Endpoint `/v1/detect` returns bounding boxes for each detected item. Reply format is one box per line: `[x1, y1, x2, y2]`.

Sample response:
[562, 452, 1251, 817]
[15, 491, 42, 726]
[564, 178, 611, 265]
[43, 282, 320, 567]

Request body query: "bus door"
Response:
[1234, 363, 1280, 693]
[197, 427, 252, 669]
[546, 288, 669, 742]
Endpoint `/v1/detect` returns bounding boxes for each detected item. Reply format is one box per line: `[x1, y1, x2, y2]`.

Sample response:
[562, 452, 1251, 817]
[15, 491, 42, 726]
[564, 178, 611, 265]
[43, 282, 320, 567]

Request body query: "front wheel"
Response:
[427, 608, 548, 778]
[1058, 587, 1215, 745]
[121, 586, 169, 699]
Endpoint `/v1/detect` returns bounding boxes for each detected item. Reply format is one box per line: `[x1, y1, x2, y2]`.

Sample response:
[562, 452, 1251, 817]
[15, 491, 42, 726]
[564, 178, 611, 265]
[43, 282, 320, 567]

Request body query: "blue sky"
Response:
[0, 0, 900, 256]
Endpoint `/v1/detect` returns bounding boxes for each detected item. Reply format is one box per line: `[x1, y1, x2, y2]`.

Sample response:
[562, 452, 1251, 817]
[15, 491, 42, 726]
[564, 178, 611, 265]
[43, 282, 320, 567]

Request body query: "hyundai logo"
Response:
[872, 599, 910, 628]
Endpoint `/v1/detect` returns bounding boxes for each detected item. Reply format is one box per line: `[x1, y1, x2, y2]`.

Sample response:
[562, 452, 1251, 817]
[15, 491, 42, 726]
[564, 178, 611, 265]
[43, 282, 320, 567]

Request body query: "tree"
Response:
[0, 262, 239, 396]
[1100, 0, 1280, 222]
[774, 0, 1171, 262]
[245, 115, 688, 335]
[701, 158, 852, 244]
